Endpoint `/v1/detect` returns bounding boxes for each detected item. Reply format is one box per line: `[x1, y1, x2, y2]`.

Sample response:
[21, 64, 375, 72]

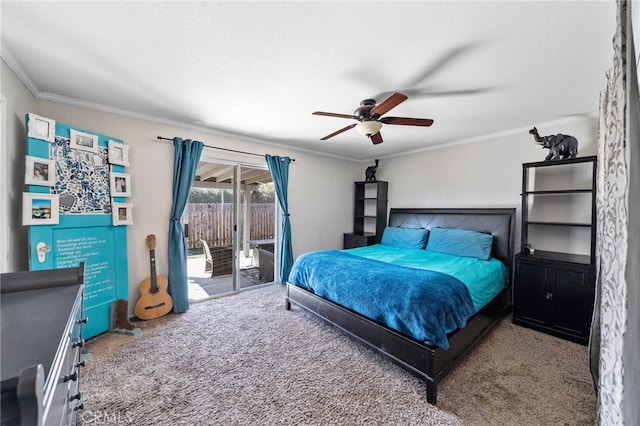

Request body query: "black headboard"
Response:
[388, 208, 516, 271]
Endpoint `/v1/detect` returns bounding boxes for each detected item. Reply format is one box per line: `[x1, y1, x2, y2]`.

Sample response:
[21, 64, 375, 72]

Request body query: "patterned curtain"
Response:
[590, 1, 629, 424]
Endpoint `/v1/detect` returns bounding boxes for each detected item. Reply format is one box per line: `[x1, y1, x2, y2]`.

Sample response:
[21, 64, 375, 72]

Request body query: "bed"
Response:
[285, 208, 515, 404]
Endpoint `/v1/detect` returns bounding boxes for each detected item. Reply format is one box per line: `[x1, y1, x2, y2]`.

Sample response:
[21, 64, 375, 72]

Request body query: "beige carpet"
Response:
[79, 284, 595, 425]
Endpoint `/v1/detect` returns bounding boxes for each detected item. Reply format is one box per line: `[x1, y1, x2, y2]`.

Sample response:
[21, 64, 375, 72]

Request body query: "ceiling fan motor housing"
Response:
[354, 99, 378, 120]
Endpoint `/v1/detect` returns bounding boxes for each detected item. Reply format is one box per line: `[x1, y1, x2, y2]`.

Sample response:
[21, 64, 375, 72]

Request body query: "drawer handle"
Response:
[74, 403, 84, 412]
[545, 292, 554, 301]
[63, 371, 78, 382]
[75, 360, 86, 369]
[76, 317, 88, 325]
[69, 392, 81, 402]
[72, 339, 85, 348]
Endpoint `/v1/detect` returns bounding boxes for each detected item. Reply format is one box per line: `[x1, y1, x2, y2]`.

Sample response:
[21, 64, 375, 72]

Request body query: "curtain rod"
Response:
[157, 136, 295, 161]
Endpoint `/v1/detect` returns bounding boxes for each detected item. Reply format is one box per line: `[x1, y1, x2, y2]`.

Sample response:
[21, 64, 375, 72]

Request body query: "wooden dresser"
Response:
[1, 264, 86, 426]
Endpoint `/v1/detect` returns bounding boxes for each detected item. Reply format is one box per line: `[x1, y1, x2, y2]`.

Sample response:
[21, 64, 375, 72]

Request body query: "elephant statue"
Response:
[529, 127, 578, 161]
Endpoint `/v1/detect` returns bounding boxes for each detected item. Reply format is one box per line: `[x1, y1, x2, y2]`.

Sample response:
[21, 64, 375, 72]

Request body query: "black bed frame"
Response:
[285, 208, 516, 404]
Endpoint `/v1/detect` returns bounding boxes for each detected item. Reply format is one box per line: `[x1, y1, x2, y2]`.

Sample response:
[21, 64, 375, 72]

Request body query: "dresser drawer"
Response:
[43, 287, 85, 426]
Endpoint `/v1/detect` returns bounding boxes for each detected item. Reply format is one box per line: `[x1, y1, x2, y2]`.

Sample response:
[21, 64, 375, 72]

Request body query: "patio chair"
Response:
[201, 239, 233, 277]
[201, 239, 213, 276]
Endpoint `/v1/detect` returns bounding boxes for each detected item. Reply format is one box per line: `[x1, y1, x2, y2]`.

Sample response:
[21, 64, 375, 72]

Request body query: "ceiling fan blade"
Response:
[370, 132, 383, 145]
[312, 111, 356, 119]
[320, 123, 357, 140]
[370, 92, 408, 116]
[403, 87, 491, 98]
[403, 43, 478, 88]
[380, 116, 434, 126]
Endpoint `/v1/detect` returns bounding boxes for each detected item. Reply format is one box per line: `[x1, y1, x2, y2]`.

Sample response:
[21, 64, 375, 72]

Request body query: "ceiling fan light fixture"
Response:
[355, 120, 382, 137]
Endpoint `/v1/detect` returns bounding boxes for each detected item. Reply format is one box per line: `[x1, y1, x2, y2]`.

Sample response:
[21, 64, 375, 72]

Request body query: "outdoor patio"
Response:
[187, 253, 269, 301]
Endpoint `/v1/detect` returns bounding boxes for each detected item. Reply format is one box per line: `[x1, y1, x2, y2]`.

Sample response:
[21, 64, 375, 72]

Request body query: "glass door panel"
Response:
[186, 161, 236, 300]
[238, 165, 276, 289]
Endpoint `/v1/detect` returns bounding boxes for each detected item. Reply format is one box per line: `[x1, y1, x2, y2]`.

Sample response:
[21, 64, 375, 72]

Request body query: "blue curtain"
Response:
[265, 155, 293, 283]
[168, 138, 204, 313]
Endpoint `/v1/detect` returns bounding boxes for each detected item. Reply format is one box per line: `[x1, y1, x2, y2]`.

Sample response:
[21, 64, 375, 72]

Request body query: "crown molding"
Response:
[35, 91, 360, 163]
[1, 47, 40, 97]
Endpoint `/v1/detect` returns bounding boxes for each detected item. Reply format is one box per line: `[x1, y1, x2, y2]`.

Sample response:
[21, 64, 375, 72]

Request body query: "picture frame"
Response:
[25, 156, 55, 186]
[69, 129, 99, 153]
[108, 140, 130, 167]
[110, 172, 131, 197]
[112, 202, 133, 226]
[22, 193, 59, 225]
[27, 113, 56, 143]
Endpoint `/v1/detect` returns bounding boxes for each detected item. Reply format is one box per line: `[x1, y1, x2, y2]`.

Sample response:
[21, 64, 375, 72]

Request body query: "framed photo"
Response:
[22, 193, 59, 225]
[108, 140, 130, 167]
[112, 202, 133, 226]
[25, 156, 55, 186]
[27, 113, 55, 143]
[69, 129, 99, 153]
[110, 172, 131, 197]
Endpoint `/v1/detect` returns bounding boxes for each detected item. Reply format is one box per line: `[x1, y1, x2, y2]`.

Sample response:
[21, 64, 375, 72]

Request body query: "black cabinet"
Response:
[344, 181, 388, 249]
[343, 233, 376, 249]
[513, 156, 596, 345]
[514, 253, 595, 344]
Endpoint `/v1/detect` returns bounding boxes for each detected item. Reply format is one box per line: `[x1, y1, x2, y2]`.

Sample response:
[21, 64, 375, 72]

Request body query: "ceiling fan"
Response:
[312, 92, 434, 145]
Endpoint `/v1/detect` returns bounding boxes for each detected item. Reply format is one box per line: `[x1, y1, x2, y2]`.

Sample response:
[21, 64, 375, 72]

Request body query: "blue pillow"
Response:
[381, 227, 429, 250]
[425, 227, 494, 260]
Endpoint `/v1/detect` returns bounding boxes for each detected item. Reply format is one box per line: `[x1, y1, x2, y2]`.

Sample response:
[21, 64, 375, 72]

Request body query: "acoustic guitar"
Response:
[135, 234, 173, 320]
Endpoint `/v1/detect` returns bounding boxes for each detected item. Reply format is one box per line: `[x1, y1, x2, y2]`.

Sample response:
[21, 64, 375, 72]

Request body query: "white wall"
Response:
[0, 60, 36, 272]
[372, 118, 599, 253]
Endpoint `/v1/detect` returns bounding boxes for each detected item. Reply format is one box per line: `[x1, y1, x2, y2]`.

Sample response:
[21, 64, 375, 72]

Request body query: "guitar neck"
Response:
[149, 249, 158, 293]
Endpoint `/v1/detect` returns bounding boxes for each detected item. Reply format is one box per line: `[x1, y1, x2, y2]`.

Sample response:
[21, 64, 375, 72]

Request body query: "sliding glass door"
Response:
[186, 160, 275, 301]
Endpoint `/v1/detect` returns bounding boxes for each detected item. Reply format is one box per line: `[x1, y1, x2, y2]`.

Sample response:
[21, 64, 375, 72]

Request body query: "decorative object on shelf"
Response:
[365, 159, 379, 182]
[108, 140, 130, 167]
[110, 172, 131, 197]
[112, 202, 133, 226]
[25, 155, 55, 186]
[22, 192, 60, 225]
[528, 126, 578, 160]
[69, 128, 100, 153]
[26, 113, 55, 142]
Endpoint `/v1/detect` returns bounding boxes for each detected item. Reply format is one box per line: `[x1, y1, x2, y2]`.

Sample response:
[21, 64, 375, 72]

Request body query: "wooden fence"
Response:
[186, 203, 275, 249]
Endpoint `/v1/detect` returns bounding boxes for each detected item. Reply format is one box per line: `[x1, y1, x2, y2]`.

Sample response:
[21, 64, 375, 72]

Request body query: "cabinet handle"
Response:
[75, 360, 86, 369]
[69, 392, 81, 401]
[63, 371, 78, 382]
[76, 317, 88, 325]
[72, 339, 85, 348]
[74, 403, 84, 411]
[545, 292, 553, 301]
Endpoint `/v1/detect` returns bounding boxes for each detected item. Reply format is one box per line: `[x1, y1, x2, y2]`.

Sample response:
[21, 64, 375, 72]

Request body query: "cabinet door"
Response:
[343, 234, 367, 249]
[514, 261, 548, 325]
[549, 265, 593, 338]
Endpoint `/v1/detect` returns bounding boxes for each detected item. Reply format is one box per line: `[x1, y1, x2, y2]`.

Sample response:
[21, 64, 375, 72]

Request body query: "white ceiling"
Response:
[1, 1, 616, 162]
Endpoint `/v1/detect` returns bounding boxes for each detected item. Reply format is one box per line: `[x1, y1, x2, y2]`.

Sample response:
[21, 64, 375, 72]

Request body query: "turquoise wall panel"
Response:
[26, 114, 129, 339]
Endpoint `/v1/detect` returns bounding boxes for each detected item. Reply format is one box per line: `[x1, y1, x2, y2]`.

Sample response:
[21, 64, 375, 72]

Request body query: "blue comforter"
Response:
[288, 250, 476, 349]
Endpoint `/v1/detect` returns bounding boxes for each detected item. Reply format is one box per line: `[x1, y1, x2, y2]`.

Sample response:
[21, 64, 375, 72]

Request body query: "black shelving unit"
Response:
[513, 156, 597, 345]
[344, 181, 388, 249]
